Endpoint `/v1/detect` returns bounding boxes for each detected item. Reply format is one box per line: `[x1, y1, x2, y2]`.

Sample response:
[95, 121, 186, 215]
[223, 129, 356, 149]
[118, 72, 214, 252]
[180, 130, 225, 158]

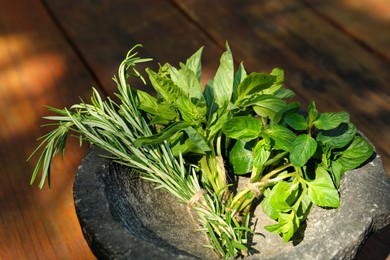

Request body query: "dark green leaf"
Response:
[314, 112, 350, 130]
[316, 123, 356, 148]
[290, 134, 317, 167]
[335, 136, 374, 171]
[232, 63, 247, 102]
[306, 166, 340, 207]
[183, 127, 211, 152]
[229, 140, 254, 174]
[330, 160, 343, 188]
[134, 121, 191, 147]
[222, 116, 262, 140]
[284, 113, 308, 131]
[308, 101, 318, 126]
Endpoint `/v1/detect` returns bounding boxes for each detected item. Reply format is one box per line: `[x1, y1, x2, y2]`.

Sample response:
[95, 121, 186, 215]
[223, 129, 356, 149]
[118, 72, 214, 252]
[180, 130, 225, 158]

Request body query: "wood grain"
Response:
[0, 0, 96, 259]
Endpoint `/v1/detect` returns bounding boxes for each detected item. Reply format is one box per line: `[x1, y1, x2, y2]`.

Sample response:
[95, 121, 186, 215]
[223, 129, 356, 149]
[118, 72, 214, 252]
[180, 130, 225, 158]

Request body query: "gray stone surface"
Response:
[74, 146, 390, 259]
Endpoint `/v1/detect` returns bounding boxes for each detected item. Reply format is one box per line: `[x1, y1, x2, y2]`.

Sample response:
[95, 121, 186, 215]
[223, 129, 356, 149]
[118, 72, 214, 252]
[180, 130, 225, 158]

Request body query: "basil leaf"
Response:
[284, 113, 308, 131]
[237, 72, 276, 98]
[316, 122, 356, 148]
[185, 46, 203, 82]
[251, 96, 287, 120]
[222, 116, 262, 140]
[136, 90, 158, 115]
[290, 134, 317, 167]
[232, 63, 247, 102]
[183, 127, 211, 153]
[213, 44, 234, 110]
[265, 124, 296, 152]
[307, 166, 340, 208]
[314, 112, 350, 130]
[229, 139, 254, 175]
[146, 68, 181, 103]
[335, 136, 374, 172]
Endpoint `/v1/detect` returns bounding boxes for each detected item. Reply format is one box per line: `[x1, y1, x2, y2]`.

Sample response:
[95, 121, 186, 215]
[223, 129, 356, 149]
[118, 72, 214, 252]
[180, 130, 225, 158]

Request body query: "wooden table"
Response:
[1, 0, 389, 259]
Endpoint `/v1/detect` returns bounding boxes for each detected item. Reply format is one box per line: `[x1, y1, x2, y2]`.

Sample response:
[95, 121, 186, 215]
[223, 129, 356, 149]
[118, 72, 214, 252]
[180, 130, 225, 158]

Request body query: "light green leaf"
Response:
[213, 44, 234, 109]
[314, 112, 350, 130]
[306, 166, 340, 207]
[251, 96, 287, 120]
[269, 182, 292, 211]
[229, 140, 254, 174]
[222, 116, 262, 140]
[136, 90, 158, 115]
[261, 188, 280, 220]
[185, 46, 203, 81]
[290, 134, 317, 167]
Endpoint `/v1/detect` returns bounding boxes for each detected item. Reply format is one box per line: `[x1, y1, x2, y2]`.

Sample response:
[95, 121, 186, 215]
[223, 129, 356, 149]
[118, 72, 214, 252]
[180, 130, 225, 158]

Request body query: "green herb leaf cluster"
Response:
[28, 44, 374, 259]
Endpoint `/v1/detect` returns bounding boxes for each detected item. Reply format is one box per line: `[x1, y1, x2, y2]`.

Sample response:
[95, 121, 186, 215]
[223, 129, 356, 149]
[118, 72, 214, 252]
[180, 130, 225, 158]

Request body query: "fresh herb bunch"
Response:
[29, 44, 374, 259]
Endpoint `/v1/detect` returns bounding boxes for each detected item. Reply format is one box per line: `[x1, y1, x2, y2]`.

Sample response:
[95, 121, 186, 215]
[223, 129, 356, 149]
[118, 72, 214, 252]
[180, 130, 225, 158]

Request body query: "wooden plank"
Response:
[0, 0, 96, 259]
[43, 0, 223, 94]
[172, 0, 390, 174]
[304, 0, 390, 61]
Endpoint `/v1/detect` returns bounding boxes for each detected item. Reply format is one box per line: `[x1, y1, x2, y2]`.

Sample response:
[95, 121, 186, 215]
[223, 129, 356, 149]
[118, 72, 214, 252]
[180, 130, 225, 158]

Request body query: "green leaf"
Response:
[284, 113, 308, 131]
[264, 211, 299, 242]
[185, 46, 203, 81]
[261, 188, 280, 220]
[269, 182, 292, 211]
[146, 68, 181, 104]
[330, 160, 343, 188]
[308, 101, 318, 126]
[133, 121, 191, 147]
[290, 134, 317, 167]
[213, 44, 234, 109]
[316, 122, 356, 148]
[314, 112, 350, 130]
[265, 125, 296, 152]
[252, 139, 271, 176]
[251, 96, 287, 120]
[232, 63, 247, 102]
[236, 72, 276, 100]
[136, 90, 158, 115]
[183, 127, 211, 152]
[222, 116, 262, 140]
[229, 140, 254, 174]
[335, 136, 374, 172]
[306, 166, 340, 208]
